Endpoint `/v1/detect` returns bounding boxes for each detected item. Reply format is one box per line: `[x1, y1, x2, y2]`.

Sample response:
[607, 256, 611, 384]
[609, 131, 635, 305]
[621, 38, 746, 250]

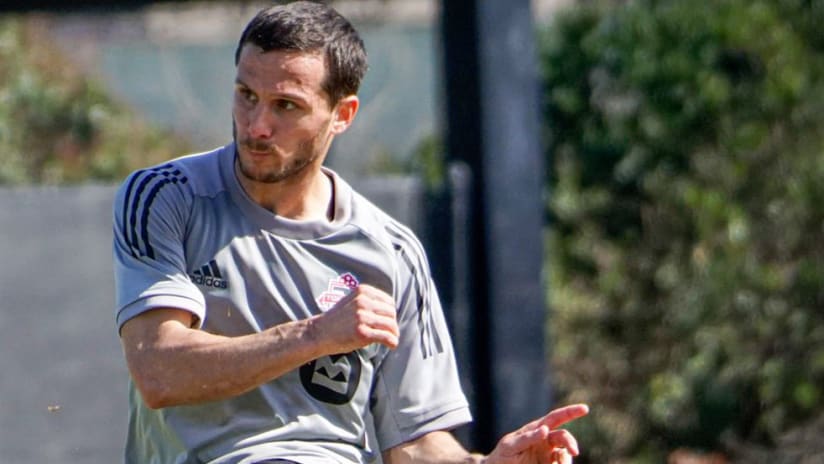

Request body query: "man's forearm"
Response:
[121, 308, 326, 408]
[122, 285, 399, 409]
[383, 431, 484, 464]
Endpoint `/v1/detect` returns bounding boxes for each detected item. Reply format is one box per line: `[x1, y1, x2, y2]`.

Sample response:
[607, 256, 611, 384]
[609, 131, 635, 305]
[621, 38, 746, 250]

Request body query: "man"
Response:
[113, 2, 588, 463]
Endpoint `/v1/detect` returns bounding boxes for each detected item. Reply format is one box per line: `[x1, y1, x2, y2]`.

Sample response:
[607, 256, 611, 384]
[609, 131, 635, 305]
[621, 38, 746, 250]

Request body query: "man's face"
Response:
[232, 44, 337, 184]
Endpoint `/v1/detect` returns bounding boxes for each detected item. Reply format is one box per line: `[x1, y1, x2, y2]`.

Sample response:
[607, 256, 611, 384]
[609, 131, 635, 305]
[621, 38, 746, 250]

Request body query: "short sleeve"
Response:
[113, 164, 205, 331]
[370, 234, 472, 450]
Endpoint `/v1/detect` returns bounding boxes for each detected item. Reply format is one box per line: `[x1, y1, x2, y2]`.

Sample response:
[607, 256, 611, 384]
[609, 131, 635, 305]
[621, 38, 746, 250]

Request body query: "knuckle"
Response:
[355, 325, 371, 341]
[352, 293, 370, 307]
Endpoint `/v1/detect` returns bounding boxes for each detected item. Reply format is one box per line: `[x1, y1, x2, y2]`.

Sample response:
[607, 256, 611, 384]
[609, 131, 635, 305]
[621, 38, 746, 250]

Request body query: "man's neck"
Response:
[235, 163, 334, 222]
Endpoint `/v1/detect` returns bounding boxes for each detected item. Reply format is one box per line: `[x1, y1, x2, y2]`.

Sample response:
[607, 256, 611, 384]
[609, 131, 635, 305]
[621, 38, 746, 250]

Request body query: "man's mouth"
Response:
[242, 141, 275, 156]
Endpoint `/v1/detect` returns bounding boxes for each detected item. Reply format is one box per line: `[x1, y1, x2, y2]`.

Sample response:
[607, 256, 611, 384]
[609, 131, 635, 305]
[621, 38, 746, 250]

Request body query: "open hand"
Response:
[485, 404, 589, 464]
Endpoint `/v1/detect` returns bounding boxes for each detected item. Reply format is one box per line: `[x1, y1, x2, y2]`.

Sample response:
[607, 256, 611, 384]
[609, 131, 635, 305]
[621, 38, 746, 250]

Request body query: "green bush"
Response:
[540, 0, 824, 461]
[0, 17, 190, 185]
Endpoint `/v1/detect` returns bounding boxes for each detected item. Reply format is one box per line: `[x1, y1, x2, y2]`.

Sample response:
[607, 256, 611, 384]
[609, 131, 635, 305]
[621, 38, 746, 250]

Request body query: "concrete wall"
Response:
[0, 185, 125, 462]
[0, 179, 426, 462]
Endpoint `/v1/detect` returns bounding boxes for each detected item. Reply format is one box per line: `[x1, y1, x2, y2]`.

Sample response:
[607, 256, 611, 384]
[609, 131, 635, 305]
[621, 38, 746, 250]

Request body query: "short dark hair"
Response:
[235, 1, 368, 104]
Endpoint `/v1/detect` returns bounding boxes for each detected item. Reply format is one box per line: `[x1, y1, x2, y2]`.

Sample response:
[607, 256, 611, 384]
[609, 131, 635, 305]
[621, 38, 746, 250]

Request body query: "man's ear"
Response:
[331, 95, 359, 135]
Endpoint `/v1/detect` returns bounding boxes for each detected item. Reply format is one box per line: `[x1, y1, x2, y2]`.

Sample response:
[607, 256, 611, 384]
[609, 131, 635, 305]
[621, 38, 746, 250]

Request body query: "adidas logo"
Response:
[189, 260, 228, 289]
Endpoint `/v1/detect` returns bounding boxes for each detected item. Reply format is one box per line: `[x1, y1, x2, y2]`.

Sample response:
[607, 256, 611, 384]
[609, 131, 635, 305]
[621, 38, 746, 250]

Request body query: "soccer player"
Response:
[113, 2, 588, 463]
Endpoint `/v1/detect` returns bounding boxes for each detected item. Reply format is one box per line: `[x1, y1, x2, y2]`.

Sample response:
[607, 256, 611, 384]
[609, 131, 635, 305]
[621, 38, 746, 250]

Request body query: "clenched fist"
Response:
[312, 284, 400, 354]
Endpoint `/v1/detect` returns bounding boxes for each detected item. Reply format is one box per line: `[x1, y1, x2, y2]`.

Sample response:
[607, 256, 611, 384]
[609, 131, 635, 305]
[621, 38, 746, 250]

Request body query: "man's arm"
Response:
[383, 405, 589, 464]
[382, 431, 482, 464]
[120, 284, 398, 409]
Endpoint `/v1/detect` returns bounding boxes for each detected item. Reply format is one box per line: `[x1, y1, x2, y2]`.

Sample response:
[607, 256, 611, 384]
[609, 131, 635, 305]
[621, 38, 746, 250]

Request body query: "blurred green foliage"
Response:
[365, 134, 446, 189]
[540, 0, 824, 461]
[0, 17, 190, 185]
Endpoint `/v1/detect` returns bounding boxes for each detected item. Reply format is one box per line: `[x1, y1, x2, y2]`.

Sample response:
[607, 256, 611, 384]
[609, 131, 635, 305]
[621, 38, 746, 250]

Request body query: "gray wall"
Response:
[0, 185, 126, 462]
[0, 179, 426, 462]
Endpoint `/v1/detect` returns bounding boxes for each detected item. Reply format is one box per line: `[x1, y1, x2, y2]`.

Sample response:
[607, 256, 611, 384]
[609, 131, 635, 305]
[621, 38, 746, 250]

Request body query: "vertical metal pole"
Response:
[441, 0, 550, 451]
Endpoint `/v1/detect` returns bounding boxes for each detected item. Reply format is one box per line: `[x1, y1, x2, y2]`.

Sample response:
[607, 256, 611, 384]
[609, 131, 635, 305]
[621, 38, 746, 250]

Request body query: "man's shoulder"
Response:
[348, 187, 427, 260]
[116, 144, 230, 202]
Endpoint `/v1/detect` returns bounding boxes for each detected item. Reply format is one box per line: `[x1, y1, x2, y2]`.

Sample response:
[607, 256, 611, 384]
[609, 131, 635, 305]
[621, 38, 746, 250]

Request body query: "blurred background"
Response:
[2, 0, 824, 463]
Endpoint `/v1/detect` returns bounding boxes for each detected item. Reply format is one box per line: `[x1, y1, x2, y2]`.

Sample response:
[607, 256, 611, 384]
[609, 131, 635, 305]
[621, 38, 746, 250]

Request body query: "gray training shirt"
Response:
[113, 143, 471, 464]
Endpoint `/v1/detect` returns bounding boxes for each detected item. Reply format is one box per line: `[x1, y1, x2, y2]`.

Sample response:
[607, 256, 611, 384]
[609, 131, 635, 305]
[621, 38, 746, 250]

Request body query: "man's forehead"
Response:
[237, 47, 325, 82]
[238, 43, 325, 65]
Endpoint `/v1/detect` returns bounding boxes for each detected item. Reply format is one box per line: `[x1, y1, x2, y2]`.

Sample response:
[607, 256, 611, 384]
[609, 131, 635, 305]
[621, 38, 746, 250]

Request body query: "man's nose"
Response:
[247, 106, 274, 139]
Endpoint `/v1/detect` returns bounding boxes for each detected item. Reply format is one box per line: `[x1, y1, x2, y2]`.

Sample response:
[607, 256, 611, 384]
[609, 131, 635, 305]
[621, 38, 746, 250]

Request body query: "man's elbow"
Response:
[129, 365, 179, 410]
[139, 387, 176, 410]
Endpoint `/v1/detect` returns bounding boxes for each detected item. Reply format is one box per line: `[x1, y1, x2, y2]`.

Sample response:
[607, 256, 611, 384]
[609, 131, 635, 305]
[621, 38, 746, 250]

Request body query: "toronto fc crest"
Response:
[315, 272, 359, 310]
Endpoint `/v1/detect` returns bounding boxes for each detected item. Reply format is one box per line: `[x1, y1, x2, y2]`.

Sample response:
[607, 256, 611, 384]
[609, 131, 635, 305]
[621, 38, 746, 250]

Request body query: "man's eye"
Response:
[238, 88, 257, 103]
[276, 100, 297, 111]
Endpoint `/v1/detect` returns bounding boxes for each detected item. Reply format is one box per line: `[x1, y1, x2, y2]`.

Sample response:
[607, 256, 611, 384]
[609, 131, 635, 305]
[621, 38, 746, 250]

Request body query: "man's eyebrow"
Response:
[232, 77, 311, 104]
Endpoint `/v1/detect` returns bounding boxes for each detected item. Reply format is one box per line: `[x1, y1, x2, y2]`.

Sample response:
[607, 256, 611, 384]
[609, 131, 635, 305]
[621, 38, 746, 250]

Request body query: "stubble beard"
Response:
[234, 135, 321, 184]
[232, 119, 333, 184]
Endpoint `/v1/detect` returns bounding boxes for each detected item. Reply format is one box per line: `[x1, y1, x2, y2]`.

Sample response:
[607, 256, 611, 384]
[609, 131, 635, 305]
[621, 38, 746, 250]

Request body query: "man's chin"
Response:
[239, 167, 288, 184]
[235, 158, 283, 183]
[235, 149, 317, 184]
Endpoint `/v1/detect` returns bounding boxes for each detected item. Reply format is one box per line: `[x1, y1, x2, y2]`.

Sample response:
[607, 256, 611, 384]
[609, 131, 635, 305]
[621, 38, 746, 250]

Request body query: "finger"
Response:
[348, 288, 397, 319]
[354, 303, 399, 337]
[500, 427, 579, 457]
[357, 325, 399, 349]
[356, 284, 395, 305]
[540, 404, 590, 430]
[367, 302, 398, 319]
[358, 310, 400, 337]
[498, 424, 550, 454]
[547, 429, 579, 456]
[550, 448, 572, 464]
[514, 403, 590, 435]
